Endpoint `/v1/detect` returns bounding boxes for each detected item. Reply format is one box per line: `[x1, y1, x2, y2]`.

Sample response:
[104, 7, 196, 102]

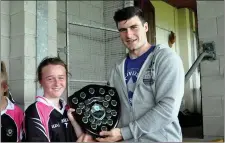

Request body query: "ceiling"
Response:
[163, 0, 197, 12]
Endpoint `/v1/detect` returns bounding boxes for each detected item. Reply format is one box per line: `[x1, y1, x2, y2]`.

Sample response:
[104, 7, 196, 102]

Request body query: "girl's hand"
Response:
[77, 133, 95, 142]
[67, 108, 75, 122]
[67, 108, 83, 137]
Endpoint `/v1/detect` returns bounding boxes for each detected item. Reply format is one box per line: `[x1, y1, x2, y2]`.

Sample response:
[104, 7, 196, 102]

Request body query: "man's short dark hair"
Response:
[113, 6, 146, 27]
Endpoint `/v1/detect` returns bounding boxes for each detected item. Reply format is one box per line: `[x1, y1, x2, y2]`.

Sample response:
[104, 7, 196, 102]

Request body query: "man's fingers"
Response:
[96, 131, 113, 142]
[99, 131, 112, 136]
[96, 137, 112, 142]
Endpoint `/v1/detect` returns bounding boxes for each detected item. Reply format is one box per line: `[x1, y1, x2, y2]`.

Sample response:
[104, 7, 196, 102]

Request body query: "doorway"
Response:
[134, 0, 156, 45]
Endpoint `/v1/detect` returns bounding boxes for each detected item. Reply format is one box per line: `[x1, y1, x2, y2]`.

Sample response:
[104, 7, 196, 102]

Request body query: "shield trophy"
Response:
[68, 84, 120, 138]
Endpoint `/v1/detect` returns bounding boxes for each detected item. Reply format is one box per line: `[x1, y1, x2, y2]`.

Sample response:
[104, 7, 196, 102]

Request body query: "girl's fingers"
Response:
[76, 134, 84, 142]
[68, 108, 75, 113]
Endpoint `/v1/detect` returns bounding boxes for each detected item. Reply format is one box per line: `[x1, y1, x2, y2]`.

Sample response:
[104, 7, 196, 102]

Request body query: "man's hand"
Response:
[96, 128, 123, 142]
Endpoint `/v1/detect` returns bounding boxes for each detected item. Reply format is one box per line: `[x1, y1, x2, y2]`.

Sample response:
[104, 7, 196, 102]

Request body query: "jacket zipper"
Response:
[115, 65, 133, 113]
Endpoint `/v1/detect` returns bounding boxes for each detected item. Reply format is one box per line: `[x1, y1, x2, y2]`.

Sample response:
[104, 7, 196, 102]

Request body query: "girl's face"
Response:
[40, 64, 66, 99]
[1, 80, 8, 97]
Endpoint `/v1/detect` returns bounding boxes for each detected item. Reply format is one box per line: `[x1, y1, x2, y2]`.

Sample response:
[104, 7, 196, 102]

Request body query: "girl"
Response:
[22, 57, 92, 142]
[1, 61, 24, 142]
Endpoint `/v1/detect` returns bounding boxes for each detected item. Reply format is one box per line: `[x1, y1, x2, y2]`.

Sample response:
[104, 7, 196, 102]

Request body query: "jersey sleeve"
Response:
[22, 104, 50, 142]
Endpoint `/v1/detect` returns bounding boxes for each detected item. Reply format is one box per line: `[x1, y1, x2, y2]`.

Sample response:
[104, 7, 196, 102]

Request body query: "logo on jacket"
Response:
[61, 118, 69, 128]
[51, 123, 60, 129]
[143, 69, 155, 86]
[6, 128, 13, 137]
[61, 118, 69, 123]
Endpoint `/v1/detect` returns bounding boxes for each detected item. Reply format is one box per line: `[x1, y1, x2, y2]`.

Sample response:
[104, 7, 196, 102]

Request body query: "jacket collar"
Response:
[36, 96, 67, 115]
[1, 97, 15, 115]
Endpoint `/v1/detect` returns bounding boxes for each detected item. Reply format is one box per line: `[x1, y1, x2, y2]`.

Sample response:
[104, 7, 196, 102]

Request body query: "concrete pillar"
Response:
[36, 1, 57, 97]
[197, 1, 224, 139]
[9, 1, 36, 110]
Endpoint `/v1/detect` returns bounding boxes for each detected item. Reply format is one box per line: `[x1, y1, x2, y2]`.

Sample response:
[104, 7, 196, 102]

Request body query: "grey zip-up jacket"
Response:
[108, 44, 185, 142]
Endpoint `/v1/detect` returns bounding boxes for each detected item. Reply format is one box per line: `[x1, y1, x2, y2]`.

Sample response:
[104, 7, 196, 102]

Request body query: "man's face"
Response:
[40, 64, 66, 99]
[117, 16, 148, 51]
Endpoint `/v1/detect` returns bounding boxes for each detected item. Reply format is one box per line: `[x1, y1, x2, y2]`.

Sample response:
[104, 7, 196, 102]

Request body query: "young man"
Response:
[96, 6, 185, 142]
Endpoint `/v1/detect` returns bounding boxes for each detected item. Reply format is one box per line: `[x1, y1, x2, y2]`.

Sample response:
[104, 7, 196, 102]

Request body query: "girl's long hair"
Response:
[1, 61, 8, 97]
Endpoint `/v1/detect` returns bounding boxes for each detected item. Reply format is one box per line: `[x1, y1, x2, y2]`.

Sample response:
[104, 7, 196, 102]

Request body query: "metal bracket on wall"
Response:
[202, 41, 216, 61]
[185, 41, 216, 83]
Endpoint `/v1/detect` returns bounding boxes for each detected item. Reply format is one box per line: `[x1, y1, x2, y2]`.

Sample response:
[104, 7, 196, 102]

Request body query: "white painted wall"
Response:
[151, 1, 178, 53]
[197, 1, 224, 139]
